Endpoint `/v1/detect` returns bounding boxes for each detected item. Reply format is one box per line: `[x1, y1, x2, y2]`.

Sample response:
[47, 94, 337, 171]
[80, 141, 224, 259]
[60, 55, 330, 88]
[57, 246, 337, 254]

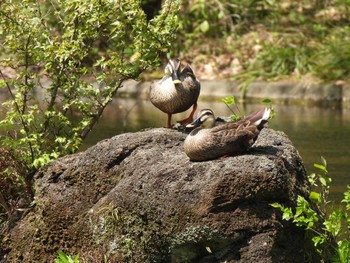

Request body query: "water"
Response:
[83, 96, 350, 201]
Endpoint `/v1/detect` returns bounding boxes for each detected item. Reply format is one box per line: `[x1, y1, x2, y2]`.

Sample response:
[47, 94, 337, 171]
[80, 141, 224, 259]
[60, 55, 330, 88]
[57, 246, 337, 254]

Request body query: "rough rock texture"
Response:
[1, 128, 310, 263]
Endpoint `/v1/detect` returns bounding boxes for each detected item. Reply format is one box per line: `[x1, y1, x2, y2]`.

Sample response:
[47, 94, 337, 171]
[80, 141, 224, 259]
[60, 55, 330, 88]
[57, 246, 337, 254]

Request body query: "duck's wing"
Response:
[209, 120, 260, 145]
[181, 64, 200, 91]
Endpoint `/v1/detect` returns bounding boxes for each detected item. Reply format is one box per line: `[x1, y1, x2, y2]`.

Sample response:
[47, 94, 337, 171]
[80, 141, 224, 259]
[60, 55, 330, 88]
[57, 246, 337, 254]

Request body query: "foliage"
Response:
[222, 96, 275, 121]
[313, 26, 350, 80]
[177, 0, 276, 53]
[54, 251, 80, 263]
[221, 96, 241, 121]
[271, 157, 350, 262]
[176, 0, 350, 83]
[0, 0, 179, 169]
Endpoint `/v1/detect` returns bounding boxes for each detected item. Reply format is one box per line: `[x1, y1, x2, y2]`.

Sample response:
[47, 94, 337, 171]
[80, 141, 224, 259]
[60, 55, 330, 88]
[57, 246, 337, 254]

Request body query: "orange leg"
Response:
[177, 103, 198, 125]
[166, 113, 172, 128]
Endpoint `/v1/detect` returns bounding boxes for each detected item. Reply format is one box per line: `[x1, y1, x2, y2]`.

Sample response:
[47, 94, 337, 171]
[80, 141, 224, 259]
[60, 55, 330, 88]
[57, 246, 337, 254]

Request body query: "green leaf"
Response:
[271, 202, 293, 221]
[341, 186, 350, 210]
[282, 208, 293, 221]
[0, 79, 7, 88]
[308, 173, 318, 186]
[336, 240, 350, 263]
[55, 250, 69, 263]
[54, 250, 79, 263]
[319, 176, 327, 187]
[312, 235, 324, 247]
[222, 96, 235, 106]
[307, 221, 314, 229]
[73, 254, 80, 262]
[205, 246, 212, 253]
[230, 114, 240, 121]
[262, 98, 271, 104]
[309, 191, 321, 204]
[313, 163, 326, 172]
[320, 156, 327, 167]
[270, 202, 282, 209]
[199, 20, 210, 33]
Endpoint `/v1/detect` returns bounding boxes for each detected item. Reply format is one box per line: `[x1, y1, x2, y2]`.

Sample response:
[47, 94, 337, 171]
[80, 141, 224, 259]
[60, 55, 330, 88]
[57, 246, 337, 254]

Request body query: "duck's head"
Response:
[164, 59, 182, 85]
[186, 109, 216, 129]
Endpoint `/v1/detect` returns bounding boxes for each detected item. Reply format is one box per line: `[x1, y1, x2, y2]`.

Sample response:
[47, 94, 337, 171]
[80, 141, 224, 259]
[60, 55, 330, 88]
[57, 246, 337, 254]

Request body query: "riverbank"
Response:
[120, 78, 350, 107]
[1, 64, 349, 107]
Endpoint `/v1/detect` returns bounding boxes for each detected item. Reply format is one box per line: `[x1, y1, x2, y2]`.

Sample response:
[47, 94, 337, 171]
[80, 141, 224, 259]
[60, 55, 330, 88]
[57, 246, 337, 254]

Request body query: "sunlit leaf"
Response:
[314, 163, 327, 173]
[199, 20, 209, 33]
[222, 96, 235, 106]
[319, 177, 327, 187]
[309, 191, 321, 204]
[205, 246, 212, 253]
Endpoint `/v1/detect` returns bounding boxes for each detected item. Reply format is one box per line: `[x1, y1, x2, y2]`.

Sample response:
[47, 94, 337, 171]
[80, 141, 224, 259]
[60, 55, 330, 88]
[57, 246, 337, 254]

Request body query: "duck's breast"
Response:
[150, 77, 197, 114]
[184, 129, 223, 161]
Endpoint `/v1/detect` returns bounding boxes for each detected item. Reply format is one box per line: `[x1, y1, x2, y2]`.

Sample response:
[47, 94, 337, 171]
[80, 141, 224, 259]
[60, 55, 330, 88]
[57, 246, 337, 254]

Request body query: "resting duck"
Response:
[150, 59, 201, 128]
[183, 107, 271, 161]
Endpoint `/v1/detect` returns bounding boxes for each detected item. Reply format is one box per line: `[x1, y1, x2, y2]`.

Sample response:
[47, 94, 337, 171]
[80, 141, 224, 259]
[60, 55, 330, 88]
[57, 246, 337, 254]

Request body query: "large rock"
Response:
[1, 128, 310, 262]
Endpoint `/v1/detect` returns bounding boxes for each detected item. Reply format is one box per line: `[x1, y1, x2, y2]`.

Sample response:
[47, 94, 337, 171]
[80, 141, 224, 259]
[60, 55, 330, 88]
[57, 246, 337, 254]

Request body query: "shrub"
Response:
[272, 157, 350, 262]
[0, 0, 179, 168]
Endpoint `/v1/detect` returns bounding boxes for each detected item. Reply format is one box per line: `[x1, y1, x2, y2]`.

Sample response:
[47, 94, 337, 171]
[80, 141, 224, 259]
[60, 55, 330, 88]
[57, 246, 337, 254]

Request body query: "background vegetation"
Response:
[174, 0, 350, 82]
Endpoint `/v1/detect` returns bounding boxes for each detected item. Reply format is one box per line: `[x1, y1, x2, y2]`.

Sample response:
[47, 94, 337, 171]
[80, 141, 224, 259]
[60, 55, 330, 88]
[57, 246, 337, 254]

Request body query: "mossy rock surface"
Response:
[1, 127, 310, 262]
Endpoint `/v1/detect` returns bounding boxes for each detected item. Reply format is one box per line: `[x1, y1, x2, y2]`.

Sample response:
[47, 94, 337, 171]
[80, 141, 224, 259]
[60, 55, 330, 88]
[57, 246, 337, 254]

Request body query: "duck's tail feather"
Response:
[244, 107, 271, 129]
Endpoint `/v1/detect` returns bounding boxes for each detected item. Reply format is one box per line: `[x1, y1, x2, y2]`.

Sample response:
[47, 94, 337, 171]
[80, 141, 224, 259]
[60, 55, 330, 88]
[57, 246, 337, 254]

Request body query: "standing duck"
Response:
[150, 59, 201, 128]
[183, 107, 271, 161]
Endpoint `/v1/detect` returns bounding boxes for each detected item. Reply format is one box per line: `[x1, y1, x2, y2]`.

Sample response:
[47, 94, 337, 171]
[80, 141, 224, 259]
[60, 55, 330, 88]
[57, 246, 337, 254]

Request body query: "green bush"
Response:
[313, 26, 350, 81]
[272, 157, 350, 262]
[177, 0, 350, 82]
[0, 0, 179, 168]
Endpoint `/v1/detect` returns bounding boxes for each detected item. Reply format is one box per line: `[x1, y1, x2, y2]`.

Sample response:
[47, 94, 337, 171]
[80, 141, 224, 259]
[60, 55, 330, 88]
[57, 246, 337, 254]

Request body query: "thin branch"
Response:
[0, 191, 10, 215]
[36, 0, 52, 30]
[79, 79, 126, 140]
[50, 0, 65, 25]
[0, 70, 35, 163]
[0, 9, 21, 26]
[22, 36, 31, 114]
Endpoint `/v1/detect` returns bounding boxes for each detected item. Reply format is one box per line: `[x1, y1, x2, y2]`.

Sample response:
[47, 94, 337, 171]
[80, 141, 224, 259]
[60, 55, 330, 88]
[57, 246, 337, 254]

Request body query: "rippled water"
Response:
[83, 96, 350, 201]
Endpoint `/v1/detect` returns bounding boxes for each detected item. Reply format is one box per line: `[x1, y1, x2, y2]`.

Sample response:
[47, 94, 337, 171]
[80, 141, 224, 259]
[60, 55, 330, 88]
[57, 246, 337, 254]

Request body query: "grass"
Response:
[175, 0, 350, 85]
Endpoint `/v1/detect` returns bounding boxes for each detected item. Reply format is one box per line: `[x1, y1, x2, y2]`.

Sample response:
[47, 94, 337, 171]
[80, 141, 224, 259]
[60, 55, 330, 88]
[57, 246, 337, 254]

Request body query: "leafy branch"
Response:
[271, 157, 350, 262]
[0, 0, 179, 170]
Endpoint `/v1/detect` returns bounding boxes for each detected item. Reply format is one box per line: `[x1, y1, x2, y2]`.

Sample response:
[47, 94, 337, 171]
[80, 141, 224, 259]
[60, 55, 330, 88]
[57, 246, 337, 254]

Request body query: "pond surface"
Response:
[83, 96, 350, 201]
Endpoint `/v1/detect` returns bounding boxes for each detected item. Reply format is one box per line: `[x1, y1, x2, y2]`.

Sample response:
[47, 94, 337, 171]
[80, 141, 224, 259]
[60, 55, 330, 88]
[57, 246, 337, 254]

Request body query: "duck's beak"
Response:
[186, 116, 202, 128]
[172, 71, 182, 85]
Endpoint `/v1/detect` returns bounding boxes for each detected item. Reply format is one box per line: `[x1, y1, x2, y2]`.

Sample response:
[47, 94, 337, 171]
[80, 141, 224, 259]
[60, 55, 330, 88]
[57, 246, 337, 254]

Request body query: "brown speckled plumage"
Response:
[184, 108, 271, 161]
